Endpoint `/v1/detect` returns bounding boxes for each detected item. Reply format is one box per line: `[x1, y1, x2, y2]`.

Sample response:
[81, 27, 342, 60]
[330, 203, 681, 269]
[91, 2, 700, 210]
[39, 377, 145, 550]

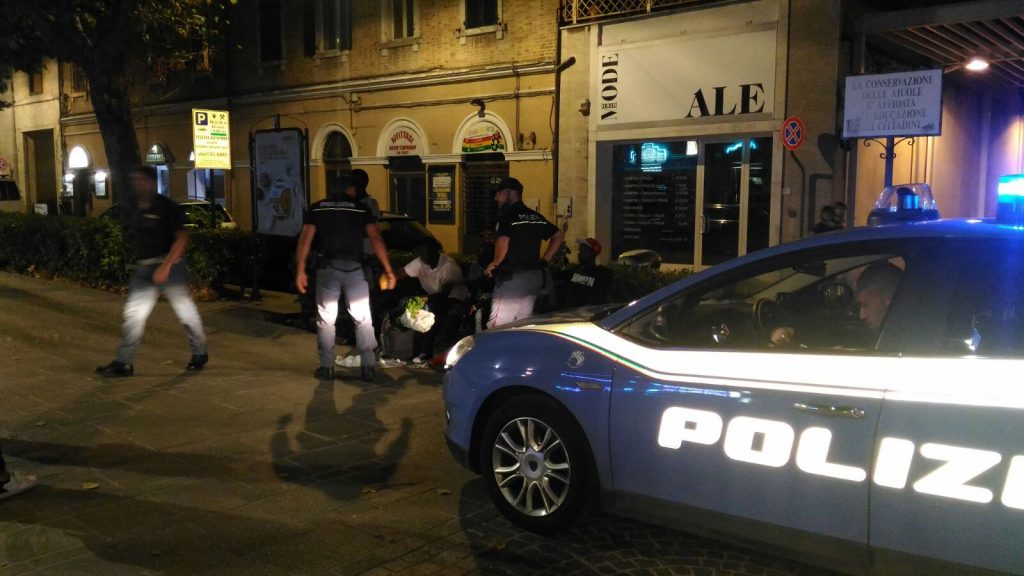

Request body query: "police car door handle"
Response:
[793, 402, 866, 420]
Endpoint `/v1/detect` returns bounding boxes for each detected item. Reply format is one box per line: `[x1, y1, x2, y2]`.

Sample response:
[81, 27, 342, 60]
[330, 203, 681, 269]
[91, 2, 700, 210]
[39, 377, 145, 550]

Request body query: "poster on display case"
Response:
[252, 128, 308, 237]
[428, 165, 456, 224]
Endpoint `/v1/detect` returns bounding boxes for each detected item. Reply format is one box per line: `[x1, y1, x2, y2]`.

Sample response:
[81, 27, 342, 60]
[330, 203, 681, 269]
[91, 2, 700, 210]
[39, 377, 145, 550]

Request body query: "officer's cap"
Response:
[492, 177, 524, 195]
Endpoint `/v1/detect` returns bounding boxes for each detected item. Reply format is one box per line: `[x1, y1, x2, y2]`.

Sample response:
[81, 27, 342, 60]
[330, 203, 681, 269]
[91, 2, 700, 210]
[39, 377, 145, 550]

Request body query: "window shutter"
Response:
[303, 0, 316, 56]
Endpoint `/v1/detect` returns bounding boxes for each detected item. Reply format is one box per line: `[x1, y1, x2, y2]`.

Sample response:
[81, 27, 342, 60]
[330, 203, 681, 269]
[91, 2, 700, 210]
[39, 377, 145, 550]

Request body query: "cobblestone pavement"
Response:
[0, 272, 837, 576]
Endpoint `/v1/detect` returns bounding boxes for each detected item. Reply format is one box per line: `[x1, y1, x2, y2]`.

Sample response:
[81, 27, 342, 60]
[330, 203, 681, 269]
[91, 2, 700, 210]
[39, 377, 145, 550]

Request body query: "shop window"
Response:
[259, 0, 283, 62]
[464, 0, 500, 29]
[383, 0, 418, 43]
[316, 0, 352, 53]
[611, 141, 697, 266]
[187, 169, 226, 204]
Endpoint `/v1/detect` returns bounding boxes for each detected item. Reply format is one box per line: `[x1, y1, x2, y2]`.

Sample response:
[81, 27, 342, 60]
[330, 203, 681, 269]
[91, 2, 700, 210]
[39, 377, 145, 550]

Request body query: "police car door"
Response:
[608, 244, 919, 557]
[870, 238, 1024, 573]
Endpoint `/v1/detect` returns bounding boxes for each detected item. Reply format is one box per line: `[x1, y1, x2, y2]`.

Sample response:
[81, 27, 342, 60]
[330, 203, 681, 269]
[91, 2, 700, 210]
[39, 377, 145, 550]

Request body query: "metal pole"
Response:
[883, 136, 894, 188]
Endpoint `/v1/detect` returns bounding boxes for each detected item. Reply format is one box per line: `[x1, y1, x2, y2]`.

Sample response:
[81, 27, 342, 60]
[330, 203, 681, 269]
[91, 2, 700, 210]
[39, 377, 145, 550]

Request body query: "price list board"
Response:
[611, 141, 697, 265]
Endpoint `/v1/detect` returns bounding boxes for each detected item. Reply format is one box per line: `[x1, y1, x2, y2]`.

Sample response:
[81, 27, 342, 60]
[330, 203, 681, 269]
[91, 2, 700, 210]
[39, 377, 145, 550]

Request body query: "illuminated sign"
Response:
[192, 109, 232, 170]
[461, 121, 505, 154]
[658, 406, 1024, 509]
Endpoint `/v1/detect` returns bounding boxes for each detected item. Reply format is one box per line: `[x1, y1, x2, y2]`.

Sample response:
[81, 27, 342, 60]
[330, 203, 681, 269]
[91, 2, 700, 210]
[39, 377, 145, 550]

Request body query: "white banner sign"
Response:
[253, 129, 306, 237]
[192, 109, 232, 169]
[843, 69, 942, 139]
[596, 28, 776, 125]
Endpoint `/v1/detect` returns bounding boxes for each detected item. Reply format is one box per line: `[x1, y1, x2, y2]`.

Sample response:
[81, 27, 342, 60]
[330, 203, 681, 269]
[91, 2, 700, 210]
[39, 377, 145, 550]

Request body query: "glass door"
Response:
[695, 137, 772, 268]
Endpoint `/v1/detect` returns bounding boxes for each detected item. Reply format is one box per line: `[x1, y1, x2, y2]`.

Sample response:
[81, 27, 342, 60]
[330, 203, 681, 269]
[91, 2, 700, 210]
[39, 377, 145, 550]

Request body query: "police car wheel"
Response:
[479, 395, 592, 534]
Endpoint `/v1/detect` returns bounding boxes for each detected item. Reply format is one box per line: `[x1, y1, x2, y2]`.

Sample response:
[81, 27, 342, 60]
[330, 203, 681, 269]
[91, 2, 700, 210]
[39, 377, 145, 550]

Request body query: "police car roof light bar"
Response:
[996, 174, 1024, 227]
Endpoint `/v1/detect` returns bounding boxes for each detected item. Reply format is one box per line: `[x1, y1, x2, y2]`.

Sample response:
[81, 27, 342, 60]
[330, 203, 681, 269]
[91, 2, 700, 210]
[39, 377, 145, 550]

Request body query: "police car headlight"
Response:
[445, 336, 475, 369]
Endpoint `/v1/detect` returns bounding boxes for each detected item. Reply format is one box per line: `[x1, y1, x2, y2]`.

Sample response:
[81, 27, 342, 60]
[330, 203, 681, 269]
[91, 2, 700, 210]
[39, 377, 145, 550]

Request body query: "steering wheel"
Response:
[753, 298, 791, 340]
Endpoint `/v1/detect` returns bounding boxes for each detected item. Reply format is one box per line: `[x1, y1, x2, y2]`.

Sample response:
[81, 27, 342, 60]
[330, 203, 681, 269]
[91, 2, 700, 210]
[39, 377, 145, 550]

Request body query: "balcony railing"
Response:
[561, 0, 716, 25]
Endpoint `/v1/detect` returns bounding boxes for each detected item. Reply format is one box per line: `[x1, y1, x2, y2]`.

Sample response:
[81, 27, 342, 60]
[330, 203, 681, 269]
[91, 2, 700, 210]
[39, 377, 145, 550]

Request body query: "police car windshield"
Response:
[704, 254, 885, 304]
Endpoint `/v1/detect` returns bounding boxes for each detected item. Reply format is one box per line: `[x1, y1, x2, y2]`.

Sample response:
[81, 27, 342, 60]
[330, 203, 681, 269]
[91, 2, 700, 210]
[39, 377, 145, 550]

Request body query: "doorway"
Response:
[388, 156, 426, 224]
[23, 130, 57, 211]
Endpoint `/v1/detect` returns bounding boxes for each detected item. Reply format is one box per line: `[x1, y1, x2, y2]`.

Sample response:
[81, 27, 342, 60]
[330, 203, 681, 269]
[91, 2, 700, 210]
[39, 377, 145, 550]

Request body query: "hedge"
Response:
[0, 212, 691, 302]
[0, 212, 258, 292]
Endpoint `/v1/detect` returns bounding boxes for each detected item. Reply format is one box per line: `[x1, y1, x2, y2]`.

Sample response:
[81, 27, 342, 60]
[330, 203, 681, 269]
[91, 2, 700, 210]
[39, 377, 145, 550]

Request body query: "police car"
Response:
[443, 183, 1024, 574]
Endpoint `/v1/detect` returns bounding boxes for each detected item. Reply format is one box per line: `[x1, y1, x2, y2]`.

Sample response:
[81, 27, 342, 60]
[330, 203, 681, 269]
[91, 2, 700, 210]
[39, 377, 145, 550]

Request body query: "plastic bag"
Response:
[400, 308, 436, 333]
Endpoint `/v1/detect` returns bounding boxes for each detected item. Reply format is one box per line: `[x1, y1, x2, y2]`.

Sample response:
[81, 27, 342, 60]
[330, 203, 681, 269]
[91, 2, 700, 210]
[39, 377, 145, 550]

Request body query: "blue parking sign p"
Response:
[195, 111, 208, 126]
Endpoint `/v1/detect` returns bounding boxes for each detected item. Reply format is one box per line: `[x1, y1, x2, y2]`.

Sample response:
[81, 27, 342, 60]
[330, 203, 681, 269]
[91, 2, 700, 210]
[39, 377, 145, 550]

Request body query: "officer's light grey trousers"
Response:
[488, 269, 544, 328]
[116, 261, 207, 365]
[316, 265, 377, 368]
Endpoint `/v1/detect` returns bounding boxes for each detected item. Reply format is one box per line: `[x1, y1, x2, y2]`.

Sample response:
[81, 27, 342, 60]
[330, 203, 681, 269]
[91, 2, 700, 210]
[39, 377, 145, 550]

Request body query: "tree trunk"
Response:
[87, 72, 141, 208]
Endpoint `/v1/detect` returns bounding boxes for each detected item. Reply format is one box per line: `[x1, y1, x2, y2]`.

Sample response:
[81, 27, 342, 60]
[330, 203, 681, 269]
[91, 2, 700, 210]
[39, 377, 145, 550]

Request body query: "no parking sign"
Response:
[781, 116, 805, 151]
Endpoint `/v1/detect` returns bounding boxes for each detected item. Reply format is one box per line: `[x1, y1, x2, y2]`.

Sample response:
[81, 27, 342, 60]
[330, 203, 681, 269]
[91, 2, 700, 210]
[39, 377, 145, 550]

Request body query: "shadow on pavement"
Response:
[456, 478, 837, 576]
[270, 377, 413, 500]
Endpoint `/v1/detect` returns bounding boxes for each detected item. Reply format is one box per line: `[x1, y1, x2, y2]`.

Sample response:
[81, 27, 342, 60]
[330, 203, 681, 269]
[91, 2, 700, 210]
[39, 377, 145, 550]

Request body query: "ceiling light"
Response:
[965, 56, 989, 72]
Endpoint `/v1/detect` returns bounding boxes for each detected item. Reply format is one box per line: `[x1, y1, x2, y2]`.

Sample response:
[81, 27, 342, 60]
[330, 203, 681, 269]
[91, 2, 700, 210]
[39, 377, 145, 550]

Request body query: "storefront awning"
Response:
[860, 0, 1024, 88]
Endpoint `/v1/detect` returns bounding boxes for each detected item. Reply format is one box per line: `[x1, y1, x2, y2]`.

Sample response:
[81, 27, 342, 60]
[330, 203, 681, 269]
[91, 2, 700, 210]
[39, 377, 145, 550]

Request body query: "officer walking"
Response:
[295, 180, 396, 381]
[95, 166, 208, 377]
[485, 177, 564, 328]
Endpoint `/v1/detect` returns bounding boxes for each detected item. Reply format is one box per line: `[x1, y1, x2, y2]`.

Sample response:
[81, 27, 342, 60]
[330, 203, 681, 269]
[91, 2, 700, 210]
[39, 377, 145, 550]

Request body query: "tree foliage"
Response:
[0, 0, 234, 202]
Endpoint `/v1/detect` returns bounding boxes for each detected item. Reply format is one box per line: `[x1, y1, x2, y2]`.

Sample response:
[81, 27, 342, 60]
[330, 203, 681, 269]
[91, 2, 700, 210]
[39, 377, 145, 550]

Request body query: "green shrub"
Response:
[608, 264, 690, 302]
[0, 212, 258, 292]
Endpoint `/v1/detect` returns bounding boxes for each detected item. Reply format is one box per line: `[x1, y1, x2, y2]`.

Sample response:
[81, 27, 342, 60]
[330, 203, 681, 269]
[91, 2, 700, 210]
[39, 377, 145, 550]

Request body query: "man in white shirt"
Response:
[396, 237, 469, 364]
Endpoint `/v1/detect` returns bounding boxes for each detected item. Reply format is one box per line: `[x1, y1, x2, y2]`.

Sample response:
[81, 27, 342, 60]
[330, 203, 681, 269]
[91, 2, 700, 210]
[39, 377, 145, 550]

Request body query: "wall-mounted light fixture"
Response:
[579, 99, 591, 117]
[470, 98, 486, 118]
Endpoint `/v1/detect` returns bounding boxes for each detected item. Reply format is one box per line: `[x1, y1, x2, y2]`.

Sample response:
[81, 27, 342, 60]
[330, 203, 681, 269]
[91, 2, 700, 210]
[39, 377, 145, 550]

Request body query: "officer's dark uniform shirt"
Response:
[130, 195, 186, 260]
[304, 197, 375, 263]
[495, 201, 558, 271]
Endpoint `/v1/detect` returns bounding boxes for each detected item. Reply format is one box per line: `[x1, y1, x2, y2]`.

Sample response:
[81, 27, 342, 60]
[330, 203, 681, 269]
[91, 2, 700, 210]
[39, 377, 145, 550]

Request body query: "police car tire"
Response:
[479, 394, 593, 534]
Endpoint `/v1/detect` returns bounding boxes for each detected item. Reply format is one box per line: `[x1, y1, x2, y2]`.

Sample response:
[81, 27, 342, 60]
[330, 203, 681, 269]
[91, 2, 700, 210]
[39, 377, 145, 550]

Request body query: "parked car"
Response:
[376, 212, 436, 252]
[443, 191, 1024, 574]
[100, 200, 236, 229]
[616, 248, 662, 269]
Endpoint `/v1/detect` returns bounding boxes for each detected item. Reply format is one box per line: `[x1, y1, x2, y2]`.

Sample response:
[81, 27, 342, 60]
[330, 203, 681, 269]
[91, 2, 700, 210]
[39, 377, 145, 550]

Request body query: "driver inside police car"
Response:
[770, 261, 903, 348]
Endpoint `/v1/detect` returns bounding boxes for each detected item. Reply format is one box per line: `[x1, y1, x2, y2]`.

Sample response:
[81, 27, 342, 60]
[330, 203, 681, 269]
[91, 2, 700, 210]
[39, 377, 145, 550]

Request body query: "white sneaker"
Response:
[335, 354, 362, 367]
[411, 354, 430, 366]
[0, 472, 38, 501]
[377, 357, 405, 369]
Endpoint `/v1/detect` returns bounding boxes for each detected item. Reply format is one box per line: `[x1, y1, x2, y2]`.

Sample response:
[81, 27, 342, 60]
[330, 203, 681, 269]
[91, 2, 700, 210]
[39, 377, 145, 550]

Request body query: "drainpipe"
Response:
[552, 18, 576, 225]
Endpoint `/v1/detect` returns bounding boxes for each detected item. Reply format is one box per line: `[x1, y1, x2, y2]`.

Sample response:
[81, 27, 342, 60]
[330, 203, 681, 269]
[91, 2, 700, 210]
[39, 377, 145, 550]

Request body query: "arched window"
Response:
[323, 132, 353, 196]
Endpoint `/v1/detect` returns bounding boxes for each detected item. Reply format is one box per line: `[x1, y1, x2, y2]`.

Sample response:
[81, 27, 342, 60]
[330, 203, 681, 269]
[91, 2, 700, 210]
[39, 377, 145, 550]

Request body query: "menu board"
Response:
[611, 141, 697, 265]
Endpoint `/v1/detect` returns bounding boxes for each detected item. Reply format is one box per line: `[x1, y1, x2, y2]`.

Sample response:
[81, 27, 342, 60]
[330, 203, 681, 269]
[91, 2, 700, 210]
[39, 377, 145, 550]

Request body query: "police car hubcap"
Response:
[492, 417, 571, 517]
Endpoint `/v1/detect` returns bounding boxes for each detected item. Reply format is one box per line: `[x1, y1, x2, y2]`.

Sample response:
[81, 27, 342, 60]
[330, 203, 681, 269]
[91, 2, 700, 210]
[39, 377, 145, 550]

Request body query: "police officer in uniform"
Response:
[485, 177, 564, 328]
[96, 166, 208, 377]
[295, 180, 396, 381]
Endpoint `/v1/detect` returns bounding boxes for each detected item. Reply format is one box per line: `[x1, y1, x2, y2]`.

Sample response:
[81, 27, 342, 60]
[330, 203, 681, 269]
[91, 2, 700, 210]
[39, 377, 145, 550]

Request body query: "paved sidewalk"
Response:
[0, 272, 833, 576]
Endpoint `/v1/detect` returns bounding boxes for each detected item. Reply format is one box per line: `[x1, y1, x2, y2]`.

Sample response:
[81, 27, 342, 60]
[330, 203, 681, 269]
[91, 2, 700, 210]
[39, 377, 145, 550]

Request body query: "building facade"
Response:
[3, 0, 1021, 270]
[557, 0, 1024, 268]
[0, 59, 62, 215]
[58, 0, 561, 254]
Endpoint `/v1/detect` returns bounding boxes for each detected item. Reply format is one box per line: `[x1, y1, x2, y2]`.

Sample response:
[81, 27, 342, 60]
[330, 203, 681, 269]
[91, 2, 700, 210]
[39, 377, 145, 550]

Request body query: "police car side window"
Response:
[940, 244, 1024, 358]
[620, 251, 905, 353]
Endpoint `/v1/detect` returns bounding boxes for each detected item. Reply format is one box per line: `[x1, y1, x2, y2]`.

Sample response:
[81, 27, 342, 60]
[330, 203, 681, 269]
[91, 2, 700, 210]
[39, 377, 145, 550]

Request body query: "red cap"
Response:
[577, 237, 602, 256]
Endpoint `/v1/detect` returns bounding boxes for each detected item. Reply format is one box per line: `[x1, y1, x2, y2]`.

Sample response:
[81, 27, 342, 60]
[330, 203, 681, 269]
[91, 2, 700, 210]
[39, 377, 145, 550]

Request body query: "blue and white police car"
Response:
[443, 182, 1024, 574]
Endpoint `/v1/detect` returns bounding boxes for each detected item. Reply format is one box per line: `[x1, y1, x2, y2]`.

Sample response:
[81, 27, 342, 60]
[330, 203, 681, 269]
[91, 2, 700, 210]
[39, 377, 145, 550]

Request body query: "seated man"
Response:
[562, 237, 613, 308]
[396, 237, 470, 364]
[854, 261, 903, 331]
[771, 261, 903, 348]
